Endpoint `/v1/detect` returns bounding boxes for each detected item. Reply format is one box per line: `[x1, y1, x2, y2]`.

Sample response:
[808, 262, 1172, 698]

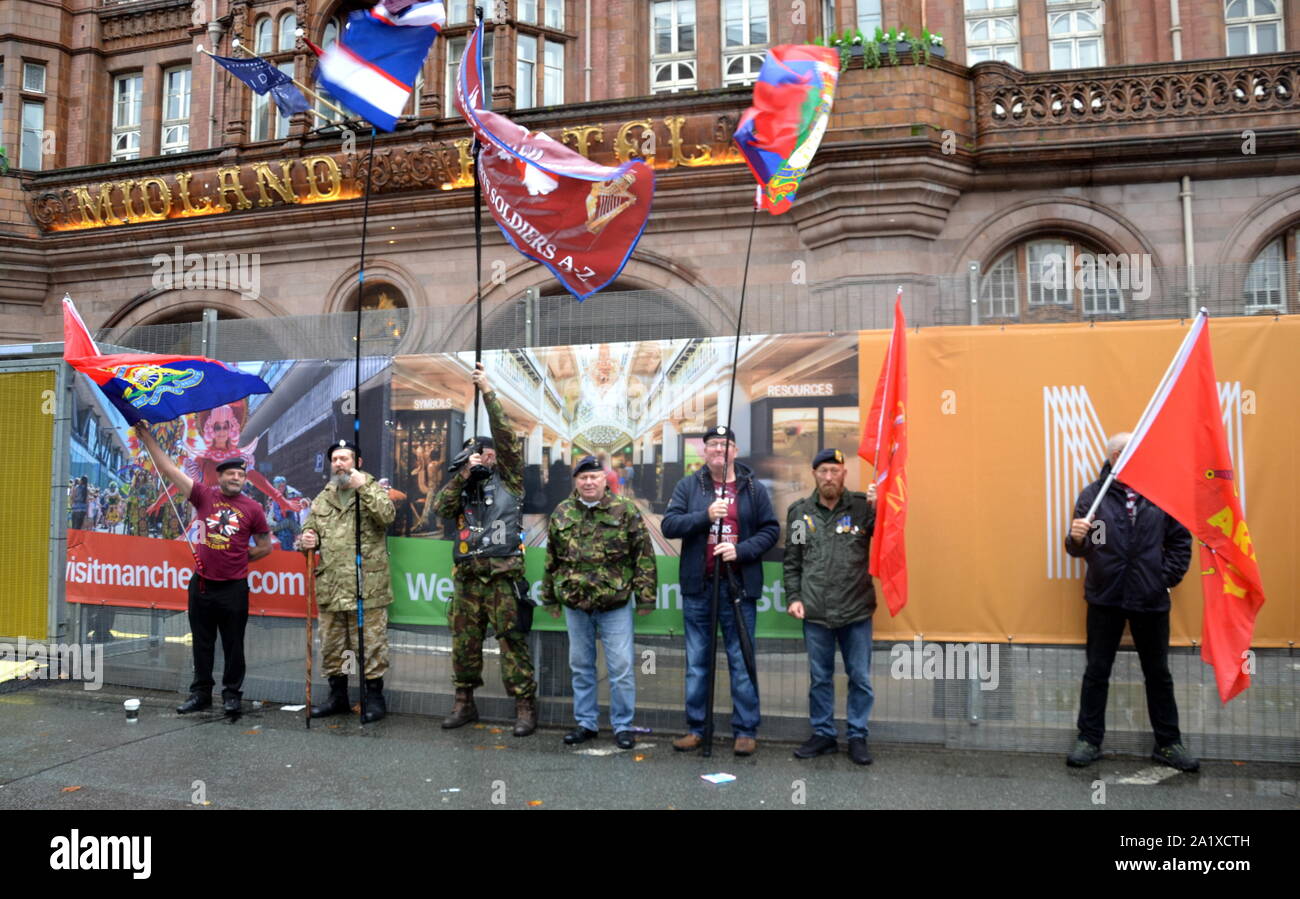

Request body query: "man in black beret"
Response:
[783, 447, 879, 765]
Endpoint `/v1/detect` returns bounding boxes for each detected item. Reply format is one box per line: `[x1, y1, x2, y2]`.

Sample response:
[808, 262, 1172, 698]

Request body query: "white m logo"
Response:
[1043, 383, 1246, 580]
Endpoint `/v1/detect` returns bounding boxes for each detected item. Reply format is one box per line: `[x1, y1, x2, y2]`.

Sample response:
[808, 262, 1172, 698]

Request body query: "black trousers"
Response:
[187, 576, 250, 700]
[1077, 603, 1182, 748]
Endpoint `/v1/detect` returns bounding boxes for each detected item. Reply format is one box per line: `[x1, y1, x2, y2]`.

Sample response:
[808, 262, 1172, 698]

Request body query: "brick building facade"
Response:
[1, 0, 1298, 343]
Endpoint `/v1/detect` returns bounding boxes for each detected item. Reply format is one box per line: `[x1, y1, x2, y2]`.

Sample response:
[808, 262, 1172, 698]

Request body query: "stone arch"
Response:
[322, 258, 428, 315]
[103, 289, 281, 331]
[949, 196, 1166, 273]
[432, 250, 734, 353]
[1214, 185, 1300, 265]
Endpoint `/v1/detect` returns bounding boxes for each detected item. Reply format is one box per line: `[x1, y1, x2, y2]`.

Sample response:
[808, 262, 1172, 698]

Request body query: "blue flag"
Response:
[210, 53, 310, 117]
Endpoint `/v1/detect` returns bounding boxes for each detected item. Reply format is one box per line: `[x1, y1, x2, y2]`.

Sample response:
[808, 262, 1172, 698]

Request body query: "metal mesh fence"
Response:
[77, 267, 1298, 762]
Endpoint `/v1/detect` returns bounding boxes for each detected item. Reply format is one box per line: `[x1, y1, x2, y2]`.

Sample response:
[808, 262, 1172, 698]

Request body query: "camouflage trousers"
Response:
[320, 606, 390, 679]
[450, 575, 536, 699]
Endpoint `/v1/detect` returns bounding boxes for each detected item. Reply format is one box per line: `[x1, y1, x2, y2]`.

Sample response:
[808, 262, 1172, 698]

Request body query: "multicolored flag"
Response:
[455, 19, 654, 300]
[208, 53, 310, 117]
[1110, 310, 1267, 702]
[733, 45, 840, 214]
[315, 1, 444, 132]
[62, 298, 271, 426]
[858, 289, 909, 615]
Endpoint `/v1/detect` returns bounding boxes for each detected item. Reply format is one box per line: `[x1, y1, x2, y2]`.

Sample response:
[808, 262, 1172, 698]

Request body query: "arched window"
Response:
[1225, 0, 1284, 55]
[1244, 229, 1294, 311]
[254, 16, 273, 54]
[317, 17, 347, 124]
[978, 236, 1127, 321]
[278, 12, 298, 51]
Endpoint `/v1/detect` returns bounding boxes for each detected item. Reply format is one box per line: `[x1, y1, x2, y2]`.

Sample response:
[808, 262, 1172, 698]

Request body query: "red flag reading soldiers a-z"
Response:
[859, 289, 909, 616]
[1108, 310, 1267, 702]
[453, 18, 653, 301]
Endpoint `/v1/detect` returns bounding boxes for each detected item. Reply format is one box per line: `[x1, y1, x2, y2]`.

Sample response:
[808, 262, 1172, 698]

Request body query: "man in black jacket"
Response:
[1065, 432, 1198, 772]
[662, 425, 779, 757]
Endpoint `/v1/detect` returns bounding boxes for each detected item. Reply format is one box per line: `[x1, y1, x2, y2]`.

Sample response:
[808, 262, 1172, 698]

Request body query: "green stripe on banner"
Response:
[386, 537, 802, 638]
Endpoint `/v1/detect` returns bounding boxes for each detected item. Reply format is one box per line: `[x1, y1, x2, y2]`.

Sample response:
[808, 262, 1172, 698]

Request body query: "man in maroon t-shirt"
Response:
[135, 422, 272, 715]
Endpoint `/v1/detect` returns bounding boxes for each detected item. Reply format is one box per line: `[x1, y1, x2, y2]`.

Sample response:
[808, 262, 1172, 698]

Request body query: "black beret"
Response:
[573, 455, 602, 476]
[812, 447, 846, 469]
[702, 425, 736, 444]
[327, 439, 360, 458]
[215, 458, 247, 473]
[464, 435, 495, 451]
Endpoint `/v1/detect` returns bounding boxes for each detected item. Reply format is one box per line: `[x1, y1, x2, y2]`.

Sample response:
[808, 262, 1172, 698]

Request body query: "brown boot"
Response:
[513, 696, 537, 737]
[441, 688, 478, 729]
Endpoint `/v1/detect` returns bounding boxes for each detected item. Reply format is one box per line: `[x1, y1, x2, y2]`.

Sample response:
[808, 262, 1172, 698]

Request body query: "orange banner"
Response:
[858, 316, 1299, 647]
[65, 530, 312, 618]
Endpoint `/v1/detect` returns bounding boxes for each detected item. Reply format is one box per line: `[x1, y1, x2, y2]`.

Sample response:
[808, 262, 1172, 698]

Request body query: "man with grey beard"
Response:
[300, 440, 395, 723]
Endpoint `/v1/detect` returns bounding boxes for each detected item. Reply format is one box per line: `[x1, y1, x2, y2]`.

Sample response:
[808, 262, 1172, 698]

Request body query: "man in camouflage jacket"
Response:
[543, 455, 657, 749]
[300, 439, 395, 724]
[429, 363, 539, 736]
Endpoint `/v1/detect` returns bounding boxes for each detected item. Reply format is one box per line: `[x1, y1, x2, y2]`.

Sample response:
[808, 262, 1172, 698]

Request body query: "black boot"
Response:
[361, 677, 387, 724]
[311, 675, 350, 718]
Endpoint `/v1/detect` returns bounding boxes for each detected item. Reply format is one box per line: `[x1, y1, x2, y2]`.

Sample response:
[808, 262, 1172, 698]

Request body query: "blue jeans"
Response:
[804, 616, 874, 740]
[683, 584, 760, 738]
[564, 602, 636, 732]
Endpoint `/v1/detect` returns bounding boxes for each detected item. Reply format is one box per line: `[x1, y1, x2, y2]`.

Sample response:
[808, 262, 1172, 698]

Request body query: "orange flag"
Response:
[858, 290, 908, 615]
[1112, 311, 1266, 702]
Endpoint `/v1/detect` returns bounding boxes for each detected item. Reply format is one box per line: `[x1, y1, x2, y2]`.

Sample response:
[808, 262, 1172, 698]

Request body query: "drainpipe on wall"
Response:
[1181, 175, 1198, 316]
[207, 0, 224, 148]
[1169, 0, 1183, 61]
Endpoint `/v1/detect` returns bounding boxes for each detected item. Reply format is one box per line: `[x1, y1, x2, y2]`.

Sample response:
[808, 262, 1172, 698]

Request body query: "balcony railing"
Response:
[974, 52, 1300, 138]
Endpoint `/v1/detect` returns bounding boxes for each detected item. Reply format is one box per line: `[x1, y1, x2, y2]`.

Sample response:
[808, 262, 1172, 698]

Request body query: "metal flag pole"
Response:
[703, 203, 760, 758]
[472, 8, 486, 436]
[351, 126, 379, 724]
[303, 547, 317, 728]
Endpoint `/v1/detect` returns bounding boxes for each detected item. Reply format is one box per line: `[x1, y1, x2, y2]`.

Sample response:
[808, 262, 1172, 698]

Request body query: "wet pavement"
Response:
[2, 681, 1296, 811]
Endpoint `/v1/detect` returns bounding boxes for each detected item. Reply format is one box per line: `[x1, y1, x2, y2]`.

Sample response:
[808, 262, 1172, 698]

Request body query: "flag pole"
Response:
[303, 547, 317, 729]
[351, 126, 379, 725]
[471, 8, 485, 440]
[1082, 308, 1206, 521]
[703, 202, 760, 758]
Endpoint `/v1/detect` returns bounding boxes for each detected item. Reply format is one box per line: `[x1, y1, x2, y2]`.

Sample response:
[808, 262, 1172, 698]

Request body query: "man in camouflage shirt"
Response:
[430, 363, 538, 736]
[300, 439, 396, 724]
[544, 455, 657, 749]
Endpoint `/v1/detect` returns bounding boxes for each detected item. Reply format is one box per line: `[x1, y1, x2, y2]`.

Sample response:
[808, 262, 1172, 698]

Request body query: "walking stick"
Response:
[303, 547, 317, 729]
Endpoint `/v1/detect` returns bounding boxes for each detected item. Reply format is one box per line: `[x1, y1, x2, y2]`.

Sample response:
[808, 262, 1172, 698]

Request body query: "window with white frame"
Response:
[446, 33, 494, 115]
[516, 33, 537, 107]
[23, 61, 46, 93]
[822, 0, 836, 38]
[723, 0, 768, 87]
[979, 253, 1020, 319]
[857, 0, 881, 35]
[255, 17, 273, 54]
[1049, 5, 1104, 69]
[161, 66, 191, 154]
[278, 13, 298, 51]
[1244, 236, 1285, 309]
[111, 73, 143, 161]
[447, 0, 469, 24]
[520, 0, 564, 29]
[21, 100, 44, 170]
[652, 0, 696, 94]
[317, 18, 346, 124]
[965, 0, 1019, 66]
[1225, 0, 1284, 55]
[543, 39, 564, 105]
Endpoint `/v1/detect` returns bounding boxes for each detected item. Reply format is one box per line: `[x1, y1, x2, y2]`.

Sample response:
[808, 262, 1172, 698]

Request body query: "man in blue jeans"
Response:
[544, 456, 657, 749]
[783, 448, 878, 765]
[662, 425, 779, 757]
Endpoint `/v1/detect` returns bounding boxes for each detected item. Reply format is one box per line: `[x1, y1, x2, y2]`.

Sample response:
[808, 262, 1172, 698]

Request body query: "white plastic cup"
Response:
[124, 698, 141, 722]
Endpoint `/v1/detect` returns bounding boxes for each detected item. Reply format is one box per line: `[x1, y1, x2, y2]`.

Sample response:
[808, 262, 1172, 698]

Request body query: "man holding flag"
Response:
[1065, 433, 1196, 771]
[135, 423, 273, 716]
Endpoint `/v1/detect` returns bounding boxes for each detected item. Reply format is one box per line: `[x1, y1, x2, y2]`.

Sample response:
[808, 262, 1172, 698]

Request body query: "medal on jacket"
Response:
[803, 513, 815, 533]
[837, 514, 851, 534]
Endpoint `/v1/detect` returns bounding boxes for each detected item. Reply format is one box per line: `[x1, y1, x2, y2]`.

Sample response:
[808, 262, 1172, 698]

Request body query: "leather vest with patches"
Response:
[452, 470, 524, 561]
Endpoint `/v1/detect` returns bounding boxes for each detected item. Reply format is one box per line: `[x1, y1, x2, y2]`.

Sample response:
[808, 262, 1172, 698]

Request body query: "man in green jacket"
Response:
[543, 455, 657, 749]
[300, 439, 396, 723]
[783, 448, 878, 765]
